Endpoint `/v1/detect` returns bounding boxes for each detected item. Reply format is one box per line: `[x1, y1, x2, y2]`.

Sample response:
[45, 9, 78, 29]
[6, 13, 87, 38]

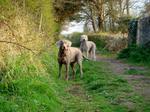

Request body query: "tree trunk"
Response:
[126, 0, 130, 16]
[89, 7, 97, 32]
[98, 16, 103, 31]
[119, 0, 123, 17]
[97, 0, 104, 31]
[91, 17, 97, 32]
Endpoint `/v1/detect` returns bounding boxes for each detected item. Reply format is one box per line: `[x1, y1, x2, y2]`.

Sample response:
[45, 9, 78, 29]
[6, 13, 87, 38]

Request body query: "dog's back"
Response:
[68, 47, 82, 63]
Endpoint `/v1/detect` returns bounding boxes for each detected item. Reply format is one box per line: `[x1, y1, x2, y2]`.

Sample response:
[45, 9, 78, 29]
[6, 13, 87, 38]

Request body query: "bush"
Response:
[67, 33, 107, 50]
[88, 34, 107, 50]
[66, 32, 83, 47]
[118, 45, 150, 64]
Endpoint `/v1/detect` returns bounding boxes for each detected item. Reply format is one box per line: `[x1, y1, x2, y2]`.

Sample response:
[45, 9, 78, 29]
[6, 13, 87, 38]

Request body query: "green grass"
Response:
[81, 61, 150, 112]
[118, 45, 150, 67]
[0, 76, 62, 112]
[124, 68, 150, 76]
[55, 60, 149, 112]
[0, 50, 62, 112]
[0, 51, 150, 112]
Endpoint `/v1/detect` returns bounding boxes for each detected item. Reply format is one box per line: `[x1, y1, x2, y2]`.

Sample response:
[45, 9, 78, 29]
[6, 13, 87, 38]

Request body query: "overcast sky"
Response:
[61, 21, 84, 35]
[61, 0, 146, 35]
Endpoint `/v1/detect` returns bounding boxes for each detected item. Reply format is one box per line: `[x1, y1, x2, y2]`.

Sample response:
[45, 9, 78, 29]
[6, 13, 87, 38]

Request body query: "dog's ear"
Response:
[56, 40, 63, 48]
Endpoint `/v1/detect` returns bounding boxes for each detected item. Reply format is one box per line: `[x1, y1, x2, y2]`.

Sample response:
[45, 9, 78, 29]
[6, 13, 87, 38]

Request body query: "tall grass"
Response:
[0, 49, 63, 112]
[0, 0, 63, 111]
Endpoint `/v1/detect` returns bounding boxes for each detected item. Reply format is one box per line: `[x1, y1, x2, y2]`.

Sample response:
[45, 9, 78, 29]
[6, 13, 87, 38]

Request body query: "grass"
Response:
[54, 60, 149, 112]
[81, 61, 150, 112]
[124, 68, 150, 76]
[0, 50, 62, 112]
[118, 45, 150, 67]
[0, 51, 150, 112]
[0, 76, 62, 112]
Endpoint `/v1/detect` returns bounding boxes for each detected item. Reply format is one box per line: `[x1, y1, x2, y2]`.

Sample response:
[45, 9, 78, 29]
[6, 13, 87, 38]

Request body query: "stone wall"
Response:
[128, 19, 138, 46]
[137, 16, 150, 47]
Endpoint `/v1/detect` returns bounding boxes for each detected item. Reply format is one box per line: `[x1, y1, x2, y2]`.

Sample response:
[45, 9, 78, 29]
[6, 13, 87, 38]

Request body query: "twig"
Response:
[0, 40, 35, 54]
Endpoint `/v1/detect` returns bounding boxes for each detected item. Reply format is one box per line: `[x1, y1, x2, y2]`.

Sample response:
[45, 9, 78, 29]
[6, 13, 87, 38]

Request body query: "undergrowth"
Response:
[118, 45, 150, 66]
[0, 49, 63, 112]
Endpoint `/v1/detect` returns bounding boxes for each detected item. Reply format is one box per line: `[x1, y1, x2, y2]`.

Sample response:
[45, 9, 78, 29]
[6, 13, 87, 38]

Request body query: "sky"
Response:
[61, 21, 84, 35]
[60, 0, 146, 35]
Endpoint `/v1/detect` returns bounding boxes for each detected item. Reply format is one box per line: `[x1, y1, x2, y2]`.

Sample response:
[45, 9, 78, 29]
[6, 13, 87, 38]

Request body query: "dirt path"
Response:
[63, 55, 150, 111]
[97, 55, 150, 101]
[64, 82, 101, 112]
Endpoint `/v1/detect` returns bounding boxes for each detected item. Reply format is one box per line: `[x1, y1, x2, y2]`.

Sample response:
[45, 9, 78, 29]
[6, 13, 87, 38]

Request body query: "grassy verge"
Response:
[80, 61, 149, 112]
[0, 50, 149, 112]
[0, 49, 62, 112]
[54, 60, 149, 112]
[118, 45, 150, 67]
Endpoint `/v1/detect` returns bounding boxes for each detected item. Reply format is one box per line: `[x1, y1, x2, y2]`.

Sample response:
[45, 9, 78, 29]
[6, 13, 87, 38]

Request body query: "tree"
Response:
[144, 2, 150, 15]
[53, 0, 83, 23]
[126, 0, 130, 16]
[90, 0, 105, 31]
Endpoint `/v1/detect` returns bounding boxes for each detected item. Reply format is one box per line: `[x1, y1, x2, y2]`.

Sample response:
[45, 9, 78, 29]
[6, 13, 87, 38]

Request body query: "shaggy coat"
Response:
[80, 35, 96, 60]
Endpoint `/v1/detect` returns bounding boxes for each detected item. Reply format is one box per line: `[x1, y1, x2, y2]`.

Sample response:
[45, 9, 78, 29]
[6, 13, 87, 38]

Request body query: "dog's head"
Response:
[80, 35, 88, 42]
[56, 40, 72, 50]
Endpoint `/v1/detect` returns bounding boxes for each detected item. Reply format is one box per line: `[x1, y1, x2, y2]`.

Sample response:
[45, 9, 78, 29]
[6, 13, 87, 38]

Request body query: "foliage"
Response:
[144, 2, 150, 15]
[66, 32, 107, 50]
[116, 16, 133, 33]
[88, 34, 107, 50]
[53, 0, 83, 23]
[66, 32, 83, 47]
[118, 45, 150, 65]
[13, 0, 60, 38]
[0, 1, 62, 111]
[67, 32, 128, 53]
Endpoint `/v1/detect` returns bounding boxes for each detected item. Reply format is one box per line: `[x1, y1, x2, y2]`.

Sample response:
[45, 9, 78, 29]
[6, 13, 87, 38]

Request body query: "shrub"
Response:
[67, 32, 127, 53]
[66, 32, 83, 47]
[88, 34, 107, 50]
[118, 45, 150, 64]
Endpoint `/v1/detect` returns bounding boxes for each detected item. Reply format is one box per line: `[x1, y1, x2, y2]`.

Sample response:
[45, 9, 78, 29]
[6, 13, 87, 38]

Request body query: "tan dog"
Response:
[56, 40, 83, 80]
[80, 35, 96, 60]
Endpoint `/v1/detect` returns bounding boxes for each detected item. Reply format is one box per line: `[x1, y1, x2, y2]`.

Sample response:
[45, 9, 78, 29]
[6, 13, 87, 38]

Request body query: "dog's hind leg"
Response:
[65, 64, 69, 80]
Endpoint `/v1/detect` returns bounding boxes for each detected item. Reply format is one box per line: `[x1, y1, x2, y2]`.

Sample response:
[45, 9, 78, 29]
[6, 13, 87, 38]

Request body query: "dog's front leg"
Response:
[58, 63, 62, 78]
[93, 49, 96, 61]
[71, 63, 75, 79]
[79, 62, 83, 78]
[86, 50, 89, 59]
[65, 63, 69, 80]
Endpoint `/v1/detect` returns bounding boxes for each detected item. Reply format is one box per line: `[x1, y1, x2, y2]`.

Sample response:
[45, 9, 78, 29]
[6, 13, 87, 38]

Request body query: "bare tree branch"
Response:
[0, 40, 35, 54]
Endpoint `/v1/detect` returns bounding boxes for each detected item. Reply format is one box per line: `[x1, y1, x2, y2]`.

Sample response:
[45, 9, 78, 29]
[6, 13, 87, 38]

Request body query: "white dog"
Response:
[80, 35, 96, 60]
